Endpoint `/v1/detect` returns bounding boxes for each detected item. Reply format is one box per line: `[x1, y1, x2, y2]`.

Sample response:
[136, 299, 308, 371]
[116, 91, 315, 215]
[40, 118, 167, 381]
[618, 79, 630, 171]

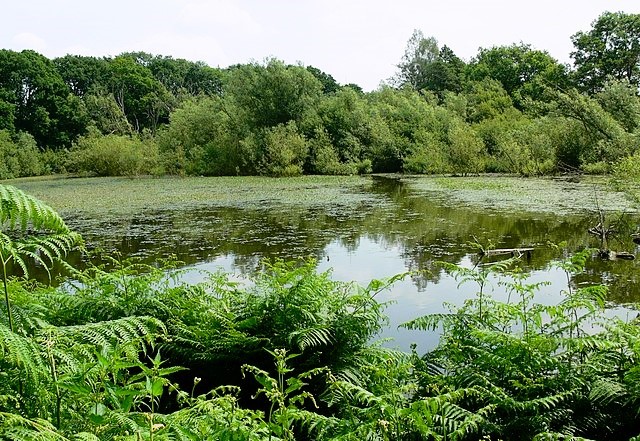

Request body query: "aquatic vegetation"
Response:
[404, 175, 633, 214]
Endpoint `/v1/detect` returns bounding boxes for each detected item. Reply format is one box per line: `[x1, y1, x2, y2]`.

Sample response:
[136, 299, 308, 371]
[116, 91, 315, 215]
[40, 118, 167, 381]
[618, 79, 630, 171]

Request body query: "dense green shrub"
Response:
[612, 152, 640, 203]
[257, 122, 309, 177]
[402, 134, 448, 173]
[308, 128, 359, 175]
[39, 148, 70, 174]
[157, 96, 242, 176]
[0, 130, 43, 179]
[445, 121, 486, 175]
[67, 133, 162, 176]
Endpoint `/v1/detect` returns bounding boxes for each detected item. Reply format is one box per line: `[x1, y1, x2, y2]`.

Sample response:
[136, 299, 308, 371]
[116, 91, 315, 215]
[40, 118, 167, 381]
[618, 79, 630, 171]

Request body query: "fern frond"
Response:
[401, 312, 472, 331]
[289, 325, 334, 350]
[51, 316, 164, 352]
[72, 433, 100, 441]
[0, 185, 69, 234]
[588, 377, 627, 405]
[533, 432, 596, 441]
[0, 412, 69, 441]
[0, 323, 49, 384]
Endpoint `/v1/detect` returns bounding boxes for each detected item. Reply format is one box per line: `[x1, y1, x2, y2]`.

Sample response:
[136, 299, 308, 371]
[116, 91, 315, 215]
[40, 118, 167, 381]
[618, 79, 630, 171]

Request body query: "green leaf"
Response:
[151, 378, 164, 396]
[285, 377, 305, 394]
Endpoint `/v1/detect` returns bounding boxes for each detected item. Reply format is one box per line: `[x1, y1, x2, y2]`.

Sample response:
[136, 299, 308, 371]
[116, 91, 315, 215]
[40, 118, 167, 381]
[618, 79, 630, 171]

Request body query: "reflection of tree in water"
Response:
[46, 176, 640, 302]
[355, 177, 608, 287]
[576, 258, 640, 304]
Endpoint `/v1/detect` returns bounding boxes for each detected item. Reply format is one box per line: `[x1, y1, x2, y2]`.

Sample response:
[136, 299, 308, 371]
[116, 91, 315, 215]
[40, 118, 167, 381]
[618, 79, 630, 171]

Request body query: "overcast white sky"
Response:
[2, 0, 638, 91]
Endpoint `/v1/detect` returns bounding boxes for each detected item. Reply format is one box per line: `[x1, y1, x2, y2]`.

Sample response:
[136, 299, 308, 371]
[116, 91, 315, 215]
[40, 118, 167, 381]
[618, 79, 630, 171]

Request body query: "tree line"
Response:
[0, 10, 639, 179]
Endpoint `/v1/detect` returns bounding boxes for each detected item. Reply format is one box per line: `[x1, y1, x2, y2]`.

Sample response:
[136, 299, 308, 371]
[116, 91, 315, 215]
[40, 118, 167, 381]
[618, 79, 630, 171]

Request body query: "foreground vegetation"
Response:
[3, 184, 640, 440]
[1, 11, 639, 179]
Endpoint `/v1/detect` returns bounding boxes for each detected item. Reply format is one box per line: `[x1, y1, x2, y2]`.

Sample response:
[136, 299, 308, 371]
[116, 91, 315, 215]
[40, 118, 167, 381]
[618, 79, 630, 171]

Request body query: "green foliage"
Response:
[306, 66, 341, 95]
[465, 79, 518, 123]
[402, 132, 448, 174]
[446, 120, 486, 175]
[550, 87, 637, 166]
[475, 116, 556, 175]
[3, 201, 640, 440]
[243, 349, 330, 440]
[595, 79, 640, 133]
[0, 130, 44, 179]
[256, 121, 309, 177]
[612, 152, 640, 203]
[67, 133, 161, 176]
[157, 95, 240, 175]
[83, 89, 133, 135]
[143, 53, 224, 98]
[403, 249, 640, 440]
[54, 55, 110, 98]
[108, 55, 174, 133]
[308, 128, 359, 175]
[0, 49, 88, 150]
[395, 30, 466, 98]
[468, 44, 569, 110]
[0, 184, 82, 334]
[571, 11, 640, 92]
[0, 11, 639, 178]
[226, 59, 323, 130]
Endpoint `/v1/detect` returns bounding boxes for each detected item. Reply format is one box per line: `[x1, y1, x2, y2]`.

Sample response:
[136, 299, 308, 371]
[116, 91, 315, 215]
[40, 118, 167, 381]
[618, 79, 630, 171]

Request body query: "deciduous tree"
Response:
[571, 11, 640, 92]
[0, 50, 88, 149]
[395, 30, 466, 98]
[468, 43, 568, 109]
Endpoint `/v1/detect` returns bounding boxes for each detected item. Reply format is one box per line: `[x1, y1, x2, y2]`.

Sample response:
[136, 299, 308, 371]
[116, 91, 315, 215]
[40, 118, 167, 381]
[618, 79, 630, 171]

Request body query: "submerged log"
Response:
[598, 250, 635, 261]
[480, 248, 534, 258]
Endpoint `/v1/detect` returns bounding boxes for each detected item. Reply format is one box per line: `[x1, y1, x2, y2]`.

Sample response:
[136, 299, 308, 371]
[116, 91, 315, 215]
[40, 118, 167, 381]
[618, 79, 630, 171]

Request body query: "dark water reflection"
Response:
[46, 176, 640, 350]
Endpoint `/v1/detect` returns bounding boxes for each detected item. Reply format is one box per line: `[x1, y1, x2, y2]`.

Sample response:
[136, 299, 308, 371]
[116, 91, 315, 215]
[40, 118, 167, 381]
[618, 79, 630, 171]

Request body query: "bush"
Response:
[0, 130, 43, 179]
[40, 148, 69, 174]
[445, 121, 486, 175]
[402, 132, 448, 174]
[67, 133, 162, 176]
[157, 96, 243, 176]
[257, 122, 309, 177]
[309, 129, 358, 175]
[581, 160, 611, 174]
[612, 153, 640, 203]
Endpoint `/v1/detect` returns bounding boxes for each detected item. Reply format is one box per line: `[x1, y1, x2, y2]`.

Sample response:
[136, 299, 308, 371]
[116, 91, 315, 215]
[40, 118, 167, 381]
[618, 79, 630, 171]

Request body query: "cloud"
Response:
[10, 32, 47, 53]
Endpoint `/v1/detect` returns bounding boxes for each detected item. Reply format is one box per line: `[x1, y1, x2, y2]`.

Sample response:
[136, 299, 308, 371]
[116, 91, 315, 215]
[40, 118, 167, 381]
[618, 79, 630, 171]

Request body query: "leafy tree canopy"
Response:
[0, 49, 87, 149]
[226, 59, 323, 130]
[306, 66, 340, 94]
[395, 30, 466, 98]
[468, 43, 569, 110]
[571, 11, 640, 92]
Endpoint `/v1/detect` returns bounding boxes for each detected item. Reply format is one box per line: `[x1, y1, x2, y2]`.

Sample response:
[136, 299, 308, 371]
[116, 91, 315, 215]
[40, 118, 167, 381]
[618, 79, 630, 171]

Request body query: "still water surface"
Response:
[15, 175, 640, 350]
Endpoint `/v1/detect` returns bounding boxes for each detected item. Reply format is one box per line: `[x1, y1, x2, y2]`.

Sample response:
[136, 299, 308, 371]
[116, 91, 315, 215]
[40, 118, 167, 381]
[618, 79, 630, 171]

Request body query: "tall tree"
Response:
[108, 55, 173, 132]
[306, 66, 340, 94]
[395, 30, 439, 90]
[395, 31, 466, 98]
[595, 79, 640, 132]
[225, 59, 323, 130]
[571, 11, 640, 92]
[145, 55, 224, 97]
[0, 50, 87, 149]
[54, 55, 110, 97]
[468, 44, 568, 109]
